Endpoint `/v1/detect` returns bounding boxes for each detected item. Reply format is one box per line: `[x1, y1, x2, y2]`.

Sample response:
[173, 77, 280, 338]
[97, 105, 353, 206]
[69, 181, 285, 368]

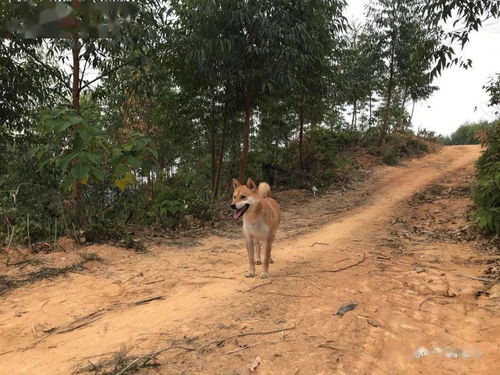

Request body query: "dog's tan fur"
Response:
[231, 178, 281, 278]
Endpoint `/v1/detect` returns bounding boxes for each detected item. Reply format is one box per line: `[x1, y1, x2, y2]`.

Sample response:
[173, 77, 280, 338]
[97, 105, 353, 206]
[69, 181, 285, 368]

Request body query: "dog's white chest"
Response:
[243, 220, 269, 240]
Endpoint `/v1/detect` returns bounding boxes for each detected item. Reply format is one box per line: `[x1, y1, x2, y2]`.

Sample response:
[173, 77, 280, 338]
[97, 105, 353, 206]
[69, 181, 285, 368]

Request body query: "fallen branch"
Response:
[200, 326, 297, 350]
[316, 343, 347, 350]
[227, 342, 261, 355]
[134, 296, 164, 305]
[241, 281, 272, 293]
[56, 311, 104, 334]
[112, 345, 194, 375]
[418, 297, 439, 311]
[257, 292, 311, 298]
[457, 274, 497, 283]
[321, 253, 366, 273]
[311, 242, 329, 247]
[206, 275, 236, 280]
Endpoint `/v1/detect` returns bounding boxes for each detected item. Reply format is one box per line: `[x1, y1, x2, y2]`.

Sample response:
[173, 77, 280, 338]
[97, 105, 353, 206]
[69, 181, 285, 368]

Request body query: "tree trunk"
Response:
[368, 94, 372, 129]
[210, 121, 216, 193]
[351, 99, 357, 130]
[298, 100, 305, 170]
[212, 111, 228, 200]
[409, 99, 416, 124]
[239, 88, 252, 182]
[379, 47, 395, 146]
[71, 0, 82, 210]
[71, 1, 81, 112]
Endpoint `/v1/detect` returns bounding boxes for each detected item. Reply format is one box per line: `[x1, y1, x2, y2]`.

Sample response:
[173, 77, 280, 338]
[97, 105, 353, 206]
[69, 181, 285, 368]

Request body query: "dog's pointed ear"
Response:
[246, 178, 257, 191]
[232, 178, 241, 191]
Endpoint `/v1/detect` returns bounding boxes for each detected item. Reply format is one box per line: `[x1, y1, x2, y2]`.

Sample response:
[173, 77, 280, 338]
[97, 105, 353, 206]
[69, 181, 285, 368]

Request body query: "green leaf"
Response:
[71, 163, 91, 183]
[58, 152, 79, 169]
[126, 155, 142, 169]
[114, 172, 136, 191]
[62, 175, 75, 192]
[114, 163, 128, 178]
[91, 167, 105, 181]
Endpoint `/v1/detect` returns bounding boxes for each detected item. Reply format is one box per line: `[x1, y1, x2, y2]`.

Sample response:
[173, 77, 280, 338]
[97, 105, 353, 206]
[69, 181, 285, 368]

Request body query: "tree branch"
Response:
[79, 58, 138, 92]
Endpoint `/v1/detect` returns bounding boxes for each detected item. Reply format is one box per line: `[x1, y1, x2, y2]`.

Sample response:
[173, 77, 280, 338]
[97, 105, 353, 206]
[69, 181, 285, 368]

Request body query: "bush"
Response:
[444, 121, 490, 145]
[473, 121, 500, 234]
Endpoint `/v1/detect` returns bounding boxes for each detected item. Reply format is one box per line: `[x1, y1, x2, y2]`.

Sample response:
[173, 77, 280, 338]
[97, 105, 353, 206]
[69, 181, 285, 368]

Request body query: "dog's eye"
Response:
[241, 195, 246, 199]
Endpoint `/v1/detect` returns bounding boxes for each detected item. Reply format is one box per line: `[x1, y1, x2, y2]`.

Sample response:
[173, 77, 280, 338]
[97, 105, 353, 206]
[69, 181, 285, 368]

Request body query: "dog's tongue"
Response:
[233, 209, 243, 219]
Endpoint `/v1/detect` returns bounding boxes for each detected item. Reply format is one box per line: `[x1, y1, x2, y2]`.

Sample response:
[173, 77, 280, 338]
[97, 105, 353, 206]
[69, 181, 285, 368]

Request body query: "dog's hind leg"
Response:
[245, 236, 256, 278]
[260, 239, 273, 278]
[255, 241, 262, 265]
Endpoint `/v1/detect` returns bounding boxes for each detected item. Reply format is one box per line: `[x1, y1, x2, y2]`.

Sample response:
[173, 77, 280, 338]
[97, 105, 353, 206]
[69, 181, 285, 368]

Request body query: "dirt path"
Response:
[1, 145, 499, 375]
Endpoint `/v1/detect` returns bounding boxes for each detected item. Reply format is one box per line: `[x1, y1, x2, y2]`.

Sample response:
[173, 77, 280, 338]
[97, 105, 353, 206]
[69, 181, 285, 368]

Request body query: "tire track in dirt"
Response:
[2, 145, 497, 375]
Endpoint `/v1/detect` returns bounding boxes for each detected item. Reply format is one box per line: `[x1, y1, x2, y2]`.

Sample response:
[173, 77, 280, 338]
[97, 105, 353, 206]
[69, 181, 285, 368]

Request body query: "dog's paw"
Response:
[255, 260, 262, 265]
[244, 272, 255, 278]
[259, 272, 269, 279]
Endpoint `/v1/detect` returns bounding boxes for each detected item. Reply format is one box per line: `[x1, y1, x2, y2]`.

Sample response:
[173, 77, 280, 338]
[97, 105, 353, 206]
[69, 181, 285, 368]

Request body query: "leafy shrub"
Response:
[473, 121, 500, 234]
[444, 121, 490, 145]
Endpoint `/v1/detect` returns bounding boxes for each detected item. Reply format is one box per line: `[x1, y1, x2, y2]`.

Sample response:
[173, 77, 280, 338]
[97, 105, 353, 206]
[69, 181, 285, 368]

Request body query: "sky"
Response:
[345, 0, 500, 136]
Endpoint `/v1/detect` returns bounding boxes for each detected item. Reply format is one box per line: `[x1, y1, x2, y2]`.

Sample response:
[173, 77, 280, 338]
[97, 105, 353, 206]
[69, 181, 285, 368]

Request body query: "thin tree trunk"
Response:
[71, 0, 82, 209]
[351, 100, 357, 129]
[409, 99, 416, 124]
[239, 87, 252, 182]
[379, 47, 395, 146]
[210, 121, 216, 193]
[298, 99, 305, 170]
[213, 111, 228, 200]
[368, 95, 372, 129]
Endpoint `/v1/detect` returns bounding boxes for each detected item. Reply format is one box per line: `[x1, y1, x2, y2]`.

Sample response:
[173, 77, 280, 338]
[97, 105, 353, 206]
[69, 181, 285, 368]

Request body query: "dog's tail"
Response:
[258, 182, 271, 198]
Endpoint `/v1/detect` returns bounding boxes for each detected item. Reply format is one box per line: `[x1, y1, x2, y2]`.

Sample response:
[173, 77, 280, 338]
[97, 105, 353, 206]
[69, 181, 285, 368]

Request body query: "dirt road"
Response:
[1, 145, 499, 375]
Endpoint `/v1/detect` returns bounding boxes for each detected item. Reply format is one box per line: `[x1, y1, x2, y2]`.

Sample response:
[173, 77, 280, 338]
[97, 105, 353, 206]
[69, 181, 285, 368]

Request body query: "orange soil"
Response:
[1, 145, 498, 375]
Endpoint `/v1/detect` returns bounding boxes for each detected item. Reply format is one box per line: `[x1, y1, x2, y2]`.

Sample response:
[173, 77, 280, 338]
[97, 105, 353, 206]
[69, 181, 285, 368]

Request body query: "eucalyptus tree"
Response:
[277, 0, 348, 170]
[338, 26, 382, 130]
[424, 0, 500, 76]
[366, 0, 442, 144]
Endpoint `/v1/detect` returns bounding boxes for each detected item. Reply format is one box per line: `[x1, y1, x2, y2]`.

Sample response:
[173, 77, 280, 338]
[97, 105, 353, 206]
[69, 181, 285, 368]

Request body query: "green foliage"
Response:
[443, 121, 490, 145]
[32, 107, 157, 193]
[424, 0, 500, 76]
[1, 1, 448, 245]
[484, 73, 500, 107]
[473, 121, 500, 234]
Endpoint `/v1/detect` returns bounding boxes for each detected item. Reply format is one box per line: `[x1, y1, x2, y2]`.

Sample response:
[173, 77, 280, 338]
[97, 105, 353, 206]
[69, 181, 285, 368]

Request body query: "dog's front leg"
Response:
[255, 241, 262, 265]
[260, 239, 273, 278]
[245, 236, 256, 278]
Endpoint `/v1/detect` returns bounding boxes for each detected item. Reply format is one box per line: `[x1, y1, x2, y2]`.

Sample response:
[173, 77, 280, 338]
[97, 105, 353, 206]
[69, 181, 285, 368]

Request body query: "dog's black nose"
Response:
[230, 203, 236, 209]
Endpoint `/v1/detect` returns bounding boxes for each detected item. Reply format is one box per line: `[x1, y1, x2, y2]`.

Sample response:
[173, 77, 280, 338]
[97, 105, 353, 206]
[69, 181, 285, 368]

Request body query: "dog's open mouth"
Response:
[233, 204, 249, 219]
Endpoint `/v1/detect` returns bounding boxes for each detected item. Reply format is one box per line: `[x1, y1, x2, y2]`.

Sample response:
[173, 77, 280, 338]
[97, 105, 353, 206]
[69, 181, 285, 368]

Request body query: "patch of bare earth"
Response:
[1, 145, 498, 375]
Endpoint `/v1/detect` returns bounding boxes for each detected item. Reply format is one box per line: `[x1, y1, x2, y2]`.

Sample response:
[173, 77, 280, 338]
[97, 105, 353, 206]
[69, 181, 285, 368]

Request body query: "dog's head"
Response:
[230, 178, 258, 219]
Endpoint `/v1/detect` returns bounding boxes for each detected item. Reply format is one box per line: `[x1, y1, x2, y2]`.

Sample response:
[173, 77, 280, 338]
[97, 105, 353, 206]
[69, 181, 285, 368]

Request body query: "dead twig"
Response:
[321, 253, 366, 273]
[56, 311, 104, 334]
[418, 297, 439, 311]
[227, 342, 261, 355]
[240, 281, 272, 293]
[256, 292, 311, 298]
[311, 242, 329, 247]
[112, 345, 194, 375]
[317, 343, 347, 350]
[134, 296, 164, 305]
[457, 274, 496, 283]
[205, 275, 236, 280]
[200, 326, 297, 350]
